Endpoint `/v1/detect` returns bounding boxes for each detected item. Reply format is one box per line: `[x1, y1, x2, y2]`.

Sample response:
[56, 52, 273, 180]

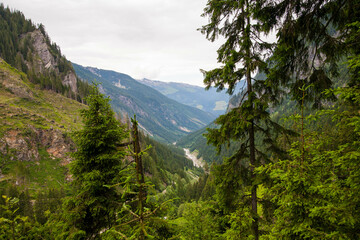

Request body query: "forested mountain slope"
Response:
[73, 63, 215, 143]
[138, 78, 229, 116]
[0, 4, 91, 101]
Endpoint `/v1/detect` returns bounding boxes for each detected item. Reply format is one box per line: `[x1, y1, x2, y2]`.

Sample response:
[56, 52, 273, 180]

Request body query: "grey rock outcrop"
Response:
[26, 29, 78, 93]
[30, 29, 56, 73]
[63, 71, 78, 93]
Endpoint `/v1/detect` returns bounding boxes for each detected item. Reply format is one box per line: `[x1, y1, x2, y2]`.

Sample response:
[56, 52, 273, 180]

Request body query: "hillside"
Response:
[73, 63, 215, 143]
[0, 4, 199, 192]
[0, 58, 86, 189]
[0, 4, 91, 102]
[0, 57, 201, 191]
[138, 78, 229, 116]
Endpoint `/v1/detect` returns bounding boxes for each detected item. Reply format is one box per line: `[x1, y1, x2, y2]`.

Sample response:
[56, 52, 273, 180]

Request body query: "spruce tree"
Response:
[264, 0, 359, 106]
[255, 1, 360, 238]
[67, 84, 127, 238]
[200, 0, 287, 238]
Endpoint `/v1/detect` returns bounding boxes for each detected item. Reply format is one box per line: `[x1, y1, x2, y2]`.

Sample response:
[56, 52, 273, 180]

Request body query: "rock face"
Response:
[0, 128, 74, 165]
[63, 71, 78, 93]
[0, 130, 40, 162]
[26, 29, 77, 93]
[30, 30, 57, 73]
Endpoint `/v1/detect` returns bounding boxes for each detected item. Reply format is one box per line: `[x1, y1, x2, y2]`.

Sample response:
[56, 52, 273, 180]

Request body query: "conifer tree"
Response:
[264, 0, 359, 106]
[67, 84, 127, 238]
[200, 0, 287, 238]
[255, 1, 360, 238]
[104, 117, 174, 240]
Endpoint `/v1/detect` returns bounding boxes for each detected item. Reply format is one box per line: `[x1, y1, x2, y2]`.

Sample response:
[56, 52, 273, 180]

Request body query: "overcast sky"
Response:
[5, 0, 223, 87]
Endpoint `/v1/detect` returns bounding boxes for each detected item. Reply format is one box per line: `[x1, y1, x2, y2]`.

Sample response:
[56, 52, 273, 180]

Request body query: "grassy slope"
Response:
[0, 58, 86, 191]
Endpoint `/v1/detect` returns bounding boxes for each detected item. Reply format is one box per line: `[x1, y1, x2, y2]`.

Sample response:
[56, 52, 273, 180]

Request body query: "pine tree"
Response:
[255, 1, 360, 237]
[265, 0, 359, 106]
[200, 0, 287, 238]
[66, 84, 127, 238]
[257, 85, 360, 239]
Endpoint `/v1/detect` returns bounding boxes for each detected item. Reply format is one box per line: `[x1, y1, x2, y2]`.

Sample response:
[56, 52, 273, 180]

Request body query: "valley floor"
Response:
[184, 148, 203, 168]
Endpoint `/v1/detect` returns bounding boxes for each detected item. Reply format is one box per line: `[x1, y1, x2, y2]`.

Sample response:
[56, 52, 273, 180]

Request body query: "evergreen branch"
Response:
[250, 30, 275, 53]
[237, 89, 249, 107]
[309, 0, 346, 70]
[116, 218, 139, 227]
[122, 203, 139, 218]
[120, 160, 135, 171]
[105, 229, 129, 239]
[116, 141, 134, 147]
[143, 199, 175, 218]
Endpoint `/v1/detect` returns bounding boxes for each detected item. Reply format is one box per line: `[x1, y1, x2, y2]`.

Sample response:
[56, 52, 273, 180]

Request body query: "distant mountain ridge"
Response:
[72, 63, 215, 143]
[0, 5, 202, 195]
[138, 78, 229, 116]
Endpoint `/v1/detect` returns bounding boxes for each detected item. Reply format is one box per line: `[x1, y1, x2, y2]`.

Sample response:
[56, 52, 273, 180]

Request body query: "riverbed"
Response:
[184, 148, 203, 168]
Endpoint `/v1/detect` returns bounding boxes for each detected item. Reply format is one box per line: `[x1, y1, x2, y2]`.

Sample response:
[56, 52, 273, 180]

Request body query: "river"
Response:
[184, 148, 203, 168]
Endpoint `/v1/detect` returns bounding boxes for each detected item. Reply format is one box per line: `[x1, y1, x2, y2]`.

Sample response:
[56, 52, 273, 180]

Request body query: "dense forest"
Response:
[1, 0, 360, 239]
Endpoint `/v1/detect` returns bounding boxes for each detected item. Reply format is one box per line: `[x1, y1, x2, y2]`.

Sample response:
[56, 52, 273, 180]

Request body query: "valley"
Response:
[137, 78, 230, 116]
[0, 2, 359, 240]
[183, 148, 204, 168]
[72, 63, 215, 143]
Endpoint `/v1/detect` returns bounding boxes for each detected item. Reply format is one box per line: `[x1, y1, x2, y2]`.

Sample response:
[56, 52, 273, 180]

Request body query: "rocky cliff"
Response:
[24, 29, 77, 93]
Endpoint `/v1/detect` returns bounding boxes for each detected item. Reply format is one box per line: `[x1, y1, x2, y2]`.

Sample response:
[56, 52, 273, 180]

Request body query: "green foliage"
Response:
[0, 186, 68, 239]
[175, 201, 225, 240]
[257, 87, 360, 239]
[0, 195, 31, 239]
[67, 84, 127, 238]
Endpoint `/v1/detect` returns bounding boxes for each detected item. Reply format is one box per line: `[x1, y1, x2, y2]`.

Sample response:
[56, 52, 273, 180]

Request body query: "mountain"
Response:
[72, 63, 215, 143]
[0, 58, 86, 189]
[137, 78, 230, 116]
[0, 4, 91, 102]
[0, 5, 200, 192]
[0, 57, 199, 191]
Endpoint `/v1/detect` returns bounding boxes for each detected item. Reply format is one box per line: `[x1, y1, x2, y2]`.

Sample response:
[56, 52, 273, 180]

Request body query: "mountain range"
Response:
[72, 63, 215, 143]
[137, 78, 229, 116]
[0, 5, 206, 191]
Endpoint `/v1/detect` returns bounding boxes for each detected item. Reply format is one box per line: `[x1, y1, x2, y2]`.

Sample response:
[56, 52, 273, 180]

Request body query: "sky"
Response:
[4, 0, 222, 87]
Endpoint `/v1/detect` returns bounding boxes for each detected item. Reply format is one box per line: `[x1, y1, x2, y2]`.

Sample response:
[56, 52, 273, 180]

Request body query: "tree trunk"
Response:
[132, 117, 146, 240]
[244, 0, 258, 238]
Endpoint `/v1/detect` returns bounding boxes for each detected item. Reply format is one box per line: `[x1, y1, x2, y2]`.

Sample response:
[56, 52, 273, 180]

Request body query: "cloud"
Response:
[4, 0, 221, 86]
